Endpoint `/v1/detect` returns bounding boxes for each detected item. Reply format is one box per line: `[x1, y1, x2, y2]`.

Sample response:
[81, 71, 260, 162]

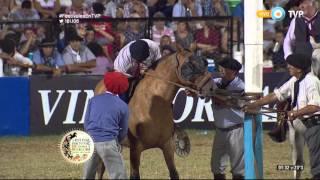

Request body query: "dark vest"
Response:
[294, 11, 320, 56]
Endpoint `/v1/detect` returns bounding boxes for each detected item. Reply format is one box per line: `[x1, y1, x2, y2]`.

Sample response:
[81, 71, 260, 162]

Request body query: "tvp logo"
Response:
[271, 7, 286, 21]
[257, 6, 304, 21]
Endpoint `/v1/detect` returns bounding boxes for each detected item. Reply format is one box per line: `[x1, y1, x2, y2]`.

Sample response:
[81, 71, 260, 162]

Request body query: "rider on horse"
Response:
[114, 39, 162, 102]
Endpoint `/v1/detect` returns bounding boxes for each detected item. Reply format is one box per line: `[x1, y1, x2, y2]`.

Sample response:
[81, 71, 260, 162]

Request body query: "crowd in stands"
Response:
[0, 0, 316, 76]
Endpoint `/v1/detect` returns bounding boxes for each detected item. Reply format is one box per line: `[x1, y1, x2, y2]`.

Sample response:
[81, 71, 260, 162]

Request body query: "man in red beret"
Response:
[83, 72, 129, 179]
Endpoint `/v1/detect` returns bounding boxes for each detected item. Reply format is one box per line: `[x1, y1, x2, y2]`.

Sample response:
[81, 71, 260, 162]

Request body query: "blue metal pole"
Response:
[255, 114, 264, 178]
[244, 114, 255, 179]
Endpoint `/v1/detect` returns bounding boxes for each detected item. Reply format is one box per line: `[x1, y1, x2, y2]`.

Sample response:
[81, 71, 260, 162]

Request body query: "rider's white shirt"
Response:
[274, 72, 320, 116]
[113, 39, 161, 77]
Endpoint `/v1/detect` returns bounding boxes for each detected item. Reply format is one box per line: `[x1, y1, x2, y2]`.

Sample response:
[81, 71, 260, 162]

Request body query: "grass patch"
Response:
[0, 130, 311, 179]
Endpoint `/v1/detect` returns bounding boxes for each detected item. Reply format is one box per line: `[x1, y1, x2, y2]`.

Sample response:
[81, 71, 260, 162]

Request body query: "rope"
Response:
[143, 72, 201, 95]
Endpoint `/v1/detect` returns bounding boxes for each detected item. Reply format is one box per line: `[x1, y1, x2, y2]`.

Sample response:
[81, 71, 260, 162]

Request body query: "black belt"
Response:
[216, 123, 243, 132]
[302, 115, 320, 129]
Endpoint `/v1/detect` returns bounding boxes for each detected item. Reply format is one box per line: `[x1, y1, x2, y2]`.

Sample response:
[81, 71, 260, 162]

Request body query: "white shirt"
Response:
[114, 39, 161, 77]
[283, 12, 319, 59]
[14, 52, 33, 65]
[274, 72, 320, 116]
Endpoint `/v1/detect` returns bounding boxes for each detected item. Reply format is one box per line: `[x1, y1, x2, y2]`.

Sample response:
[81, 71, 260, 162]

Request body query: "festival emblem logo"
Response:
[59, 130, 94, 164]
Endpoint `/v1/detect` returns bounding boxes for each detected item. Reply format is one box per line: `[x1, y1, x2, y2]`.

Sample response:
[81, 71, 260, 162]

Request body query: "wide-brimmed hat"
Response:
[39, 38, 56, 47]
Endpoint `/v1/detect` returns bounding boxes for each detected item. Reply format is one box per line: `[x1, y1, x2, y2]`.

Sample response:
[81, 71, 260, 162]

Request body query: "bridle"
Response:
[142, 52, 212, 95]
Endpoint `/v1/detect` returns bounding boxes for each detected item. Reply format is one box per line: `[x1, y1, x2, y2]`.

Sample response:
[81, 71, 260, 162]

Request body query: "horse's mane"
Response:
[148, 53, 177, 71]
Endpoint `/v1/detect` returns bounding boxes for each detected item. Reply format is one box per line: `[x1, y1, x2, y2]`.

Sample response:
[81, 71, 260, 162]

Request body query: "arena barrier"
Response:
[0, 77, 29, 136]
[0, 72, 285, 136]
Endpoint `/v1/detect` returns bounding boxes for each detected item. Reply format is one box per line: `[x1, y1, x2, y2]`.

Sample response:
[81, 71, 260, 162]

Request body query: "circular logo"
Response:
[59, 130, 94, 164]
[271, 7, 286, 21]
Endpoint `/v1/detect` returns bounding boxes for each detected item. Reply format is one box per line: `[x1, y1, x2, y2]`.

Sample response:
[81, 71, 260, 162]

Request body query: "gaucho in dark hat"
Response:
[210, 57, 245, 179]
[245, 53, 320, 179]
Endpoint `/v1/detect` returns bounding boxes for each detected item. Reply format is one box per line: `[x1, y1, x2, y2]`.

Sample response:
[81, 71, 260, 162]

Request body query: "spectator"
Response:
[34, 0, 61, 18]
[148, 0, 176, 17]
[263, 0, 279, 56]
[202, 0, 230, 16]
[160, 34, 173, 48]
[232, 0, 244, 23]
[152, 11, 175, 45]
[91, 2, 115, 58]
[174, 21, 195, 50]
[101, 0, 120, 18]
[87, 42, 113, 75]
[195, 21, 221, 58]
[85, 26, 96, 44]
[1, 37, 33, 76]
[65, 0, 93, 36]
[0, 0, 15, 20]
[32, 38, 65, 75]
[60, 0, 72, 8]
[284, 0, 320, 59]
[65, 0, 92, 15]
[8, 0, 40, 31]
[62, 33, 96, 74]
[172, 0, 202, 17]
[271, 30, 287, 72]
[123, 0, 149, 18]
[122, 13, 145, 46]
[18, 28, 40, 56]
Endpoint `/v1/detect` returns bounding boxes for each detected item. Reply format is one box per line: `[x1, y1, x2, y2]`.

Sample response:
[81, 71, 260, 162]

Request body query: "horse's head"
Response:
[175, 46, 215, 96]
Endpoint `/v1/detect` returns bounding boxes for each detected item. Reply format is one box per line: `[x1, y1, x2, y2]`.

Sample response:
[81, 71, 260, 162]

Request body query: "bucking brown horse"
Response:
[94, 46, 214, 179]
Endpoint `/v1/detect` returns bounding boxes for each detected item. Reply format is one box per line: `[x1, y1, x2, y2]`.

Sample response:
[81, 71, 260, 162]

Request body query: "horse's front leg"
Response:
[161, 138, 179, 179]
[96, 159, 105, 179]
[130, 140, 143, 179]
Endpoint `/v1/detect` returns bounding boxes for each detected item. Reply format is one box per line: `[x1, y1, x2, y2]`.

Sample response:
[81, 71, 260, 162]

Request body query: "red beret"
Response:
[104, 72, 129, 95]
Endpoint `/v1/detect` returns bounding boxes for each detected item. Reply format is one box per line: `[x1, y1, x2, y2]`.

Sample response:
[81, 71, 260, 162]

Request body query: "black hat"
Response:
[39, 38, 56, 47]
[129, 40, 150, 62]
[286, 53, 311, 71]
[1, 38, 16, 55]
[68, 33, 83, 42]
[218, 57, 242, 71]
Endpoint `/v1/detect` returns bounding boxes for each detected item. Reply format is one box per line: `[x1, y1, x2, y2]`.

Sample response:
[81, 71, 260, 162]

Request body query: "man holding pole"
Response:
[244, 53, 320, 179]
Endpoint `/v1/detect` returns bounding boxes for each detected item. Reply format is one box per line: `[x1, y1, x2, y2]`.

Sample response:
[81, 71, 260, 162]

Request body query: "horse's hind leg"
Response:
[161, 138, 179, 179]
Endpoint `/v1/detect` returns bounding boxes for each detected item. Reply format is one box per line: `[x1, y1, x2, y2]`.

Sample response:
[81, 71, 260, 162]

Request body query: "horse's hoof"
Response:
[130, 175, 140, 180]
[174, 129, 191, 157]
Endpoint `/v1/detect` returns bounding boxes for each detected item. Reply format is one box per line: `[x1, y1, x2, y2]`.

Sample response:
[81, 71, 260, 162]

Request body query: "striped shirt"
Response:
[152, 26, 175, 45]
[274, 72, 320, 117]
[114, 39, 161, 77]
[212, 76, 245, 129]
